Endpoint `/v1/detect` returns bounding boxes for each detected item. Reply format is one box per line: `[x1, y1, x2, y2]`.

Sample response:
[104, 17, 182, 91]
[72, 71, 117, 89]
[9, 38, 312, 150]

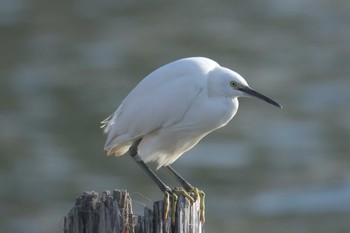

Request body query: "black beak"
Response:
[238, 86, 282, 108]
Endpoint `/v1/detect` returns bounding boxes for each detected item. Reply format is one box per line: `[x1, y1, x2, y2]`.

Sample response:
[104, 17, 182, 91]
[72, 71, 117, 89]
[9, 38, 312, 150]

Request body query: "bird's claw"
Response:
[173, 187, 195, 203]
[163, 187, 206, 224]
[198, 189, 206, 223]
[164, 188, 187, 224]
[187, 187, 205, 223]
[163, 188, 177, 221]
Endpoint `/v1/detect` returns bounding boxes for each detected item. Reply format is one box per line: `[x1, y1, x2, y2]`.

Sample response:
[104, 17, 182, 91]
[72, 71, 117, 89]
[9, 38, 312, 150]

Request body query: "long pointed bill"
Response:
[238, 86, 282, 108]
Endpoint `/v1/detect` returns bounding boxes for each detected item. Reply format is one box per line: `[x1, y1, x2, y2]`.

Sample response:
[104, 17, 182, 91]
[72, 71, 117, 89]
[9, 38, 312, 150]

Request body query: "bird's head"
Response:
[208, 66, 282, 108]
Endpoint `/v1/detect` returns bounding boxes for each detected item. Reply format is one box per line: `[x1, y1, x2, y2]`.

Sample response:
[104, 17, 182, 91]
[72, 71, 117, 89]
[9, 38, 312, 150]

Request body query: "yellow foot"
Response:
[164, 188, 192, 224]
[163, 190, 178, 221]
[163, 187, 206, 224]
[187, 187, 205, 223]
[173, 187, 195, 203]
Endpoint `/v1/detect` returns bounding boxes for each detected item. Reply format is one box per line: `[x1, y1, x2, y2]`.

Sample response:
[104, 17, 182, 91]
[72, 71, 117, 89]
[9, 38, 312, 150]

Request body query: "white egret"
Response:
[101, 57, 281, 221]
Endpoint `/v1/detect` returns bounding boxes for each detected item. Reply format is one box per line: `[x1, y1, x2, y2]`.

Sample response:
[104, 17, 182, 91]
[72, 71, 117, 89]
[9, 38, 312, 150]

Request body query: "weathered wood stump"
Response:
[64, 189, 204, 233]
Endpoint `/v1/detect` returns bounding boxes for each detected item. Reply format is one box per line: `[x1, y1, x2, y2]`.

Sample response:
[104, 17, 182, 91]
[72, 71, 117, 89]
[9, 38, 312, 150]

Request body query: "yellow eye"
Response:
[230, 81, 237, 87]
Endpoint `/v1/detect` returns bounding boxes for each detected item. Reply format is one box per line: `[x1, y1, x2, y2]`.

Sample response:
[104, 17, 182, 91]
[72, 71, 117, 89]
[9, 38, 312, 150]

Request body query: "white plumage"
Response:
[102, 57, 281, 169]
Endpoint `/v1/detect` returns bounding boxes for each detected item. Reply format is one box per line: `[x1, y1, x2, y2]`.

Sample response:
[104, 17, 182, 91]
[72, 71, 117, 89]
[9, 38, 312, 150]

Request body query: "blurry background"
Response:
[1, 0, 350, 232]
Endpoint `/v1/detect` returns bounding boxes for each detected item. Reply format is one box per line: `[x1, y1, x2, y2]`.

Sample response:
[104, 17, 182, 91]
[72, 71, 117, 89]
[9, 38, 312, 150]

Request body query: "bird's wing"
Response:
[103, 72, 206, 152]
[102, 57, 220, 153]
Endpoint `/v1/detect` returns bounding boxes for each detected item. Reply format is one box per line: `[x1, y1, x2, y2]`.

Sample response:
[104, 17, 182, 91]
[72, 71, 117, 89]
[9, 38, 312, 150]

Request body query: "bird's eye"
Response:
[230, 81, 237, 87]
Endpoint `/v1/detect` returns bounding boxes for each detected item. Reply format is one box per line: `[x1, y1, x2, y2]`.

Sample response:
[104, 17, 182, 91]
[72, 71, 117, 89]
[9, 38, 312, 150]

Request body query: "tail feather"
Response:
[101, 114, 113, 133]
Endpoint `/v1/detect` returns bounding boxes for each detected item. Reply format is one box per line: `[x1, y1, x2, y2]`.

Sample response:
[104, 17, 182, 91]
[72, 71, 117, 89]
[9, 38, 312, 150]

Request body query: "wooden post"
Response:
[64, 189, 204, 233]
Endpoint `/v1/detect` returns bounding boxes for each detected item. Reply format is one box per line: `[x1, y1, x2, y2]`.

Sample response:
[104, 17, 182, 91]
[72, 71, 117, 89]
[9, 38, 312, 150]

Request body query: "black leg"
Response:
[129, 139, 171, 193]
[164, 165, 194, 191]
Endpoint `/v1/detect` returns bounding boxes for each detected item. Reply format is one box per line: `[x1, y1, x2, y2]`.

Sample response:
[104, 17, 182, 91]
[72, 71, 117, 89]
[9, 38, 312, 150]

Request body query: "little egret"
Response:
[101, 57, 281, 221]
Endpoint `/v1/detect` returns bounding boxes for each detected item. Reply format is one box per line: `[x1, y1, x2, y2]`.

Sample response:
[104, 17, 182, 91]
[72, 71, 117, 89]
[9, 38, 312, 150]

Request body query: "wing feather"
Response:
[102, 57, 219, 155]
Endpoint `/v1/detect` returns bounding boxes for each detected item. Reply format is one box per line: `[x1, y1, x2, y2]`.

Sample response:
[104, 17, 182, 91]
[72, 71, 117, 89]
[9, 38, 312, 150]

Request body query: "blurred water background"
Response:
[1, 0, 350, 232]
